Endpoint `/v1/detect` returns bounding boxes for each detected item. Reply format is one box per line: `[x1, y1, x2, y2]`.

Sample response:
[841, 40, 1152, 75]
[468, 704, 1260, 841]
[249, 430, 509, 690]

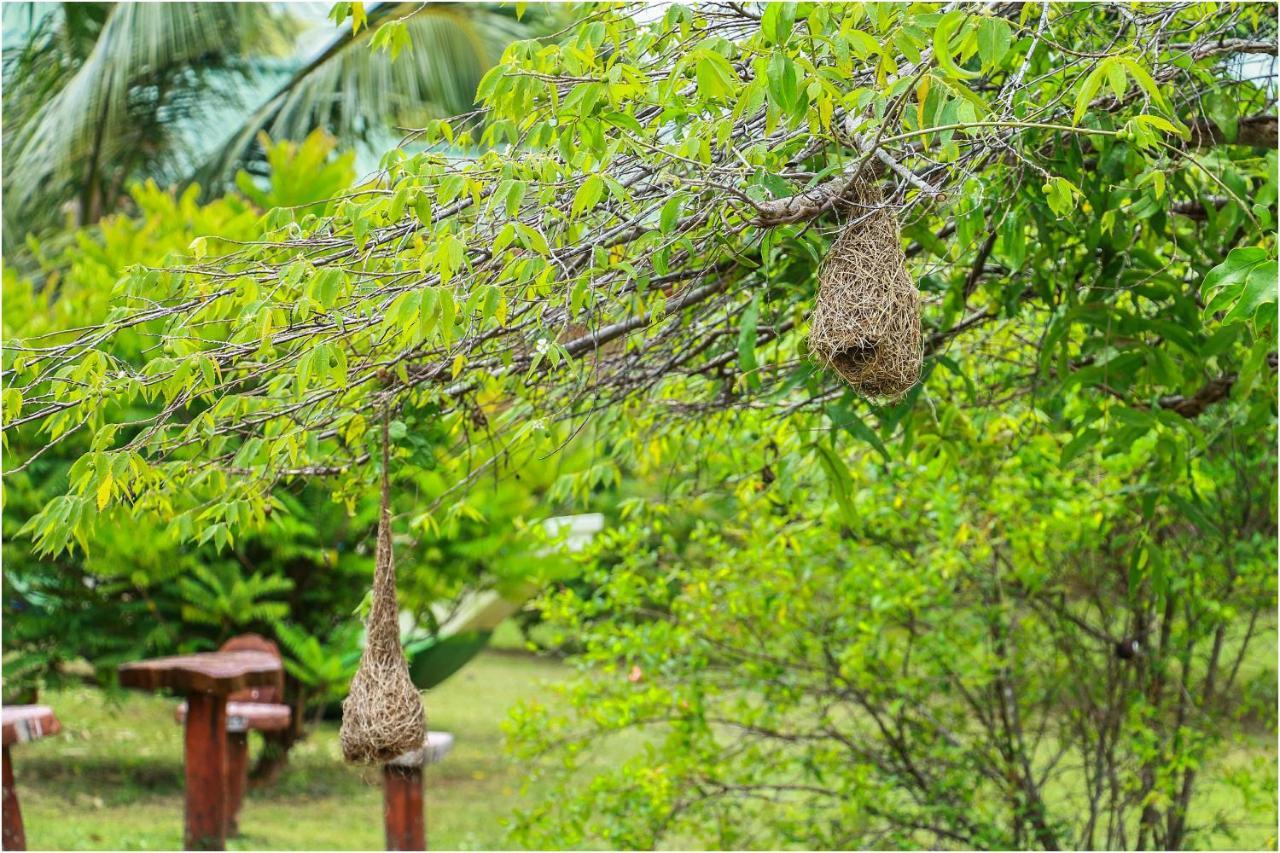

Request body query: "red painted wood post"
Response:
[183, 693, 228, 850]
[2, 745, 25, 851]
[224, 730, 250, 837]
[383, 763, 425, 851]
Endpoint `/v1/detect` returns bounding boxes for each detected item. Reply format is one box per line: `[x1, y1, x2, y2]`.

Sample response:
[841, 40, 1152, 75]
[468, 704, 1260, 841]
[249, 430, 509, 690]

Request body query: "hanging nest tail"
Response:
[339, 416, 426, 764]
[808, 180, 922, 399]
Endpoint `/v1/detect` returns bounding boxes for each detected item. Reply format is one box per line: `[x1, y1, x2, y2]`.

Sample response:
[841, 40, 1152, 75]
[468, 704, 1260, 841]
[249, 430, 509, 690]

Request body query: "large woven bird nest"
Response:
[339, 414, 426, 765]
[808, 180, 922, 399]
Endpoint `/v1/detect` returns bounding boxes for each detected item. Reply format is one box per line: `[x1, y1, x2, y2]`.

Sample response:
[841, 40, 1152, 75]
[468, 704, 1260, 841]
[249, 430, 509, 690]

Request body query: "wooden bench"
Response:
[173, 635, 292, 837]
[383, 731, 454, 851]
[119, 645, 283, 850]
[2, 704, 61, 850]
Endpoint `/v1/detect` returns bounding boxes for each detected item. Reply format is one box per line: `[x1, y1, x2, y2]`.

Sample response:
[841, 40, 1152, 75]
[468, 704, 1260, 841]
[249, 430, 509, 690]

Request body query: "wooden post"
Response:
[224, 729, 250, 837]
[183, 693, 228, 851]
[2, 746, 25, 851]
[383, 763, 425, 851]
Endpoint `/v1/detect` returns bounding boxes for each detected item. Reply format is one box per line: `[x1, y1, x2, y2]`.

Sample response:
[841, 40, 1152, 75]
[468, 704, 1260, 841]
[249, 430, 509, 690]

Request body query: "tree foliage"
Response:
[507, 367, 1275, 849]
[1, 143, 590, 699]
[6, 3, 1274, 558]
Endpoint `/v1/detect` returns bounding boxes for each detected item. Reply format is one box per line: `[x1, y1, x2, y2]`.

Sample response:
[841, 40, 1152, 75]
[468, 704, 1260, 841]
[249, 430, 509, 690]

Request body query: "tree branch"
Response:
[1187, 115, 1278, 149]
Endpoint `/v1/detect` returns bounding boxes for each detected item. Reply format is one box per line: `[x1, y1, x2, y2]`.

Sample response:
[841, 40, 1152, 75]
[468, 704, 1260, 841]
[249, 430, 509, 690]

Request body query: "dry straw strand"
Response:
[339, 410, 426, 764]
[808, 179, 922, 398]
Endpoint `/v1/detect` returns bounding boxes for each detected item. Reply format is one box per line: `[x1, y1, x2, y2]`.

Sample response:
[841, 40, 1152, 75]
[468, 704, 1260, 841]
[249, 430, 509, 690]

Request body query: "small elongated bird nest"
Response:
[339, 417, 426, 765]
[808, 180, 922, 399]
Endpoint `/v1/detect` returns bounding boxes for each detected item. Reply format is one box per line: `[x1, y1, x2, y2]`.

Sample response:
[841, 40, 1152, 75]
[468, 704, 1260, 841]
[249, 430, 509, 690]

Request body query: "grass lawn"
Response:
[8, 627, 1276, 851]
[12, 646, 568, 851]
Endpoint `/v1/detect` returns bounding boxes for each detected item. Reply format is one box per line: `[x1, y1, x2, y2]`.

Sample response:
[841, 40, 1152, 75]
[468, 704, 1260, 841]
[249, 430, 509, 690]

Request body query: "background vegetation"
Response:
[2, 2, 1275, 850]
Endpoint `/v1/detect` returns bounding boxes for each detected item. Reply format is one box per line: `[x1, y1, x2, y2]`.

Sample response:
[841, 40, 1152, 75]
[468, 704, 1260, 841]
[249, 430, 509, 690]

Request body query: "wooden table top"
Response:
[118, 650, 283, 697]
[2, 704, 61, 746]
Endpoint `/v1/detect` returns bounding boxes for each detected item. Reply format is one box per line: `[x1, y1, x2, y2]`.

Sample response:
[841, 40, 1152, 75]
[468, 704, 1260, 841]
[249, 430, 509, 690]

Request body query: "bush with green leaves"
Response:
[508, 380, 1275, 850]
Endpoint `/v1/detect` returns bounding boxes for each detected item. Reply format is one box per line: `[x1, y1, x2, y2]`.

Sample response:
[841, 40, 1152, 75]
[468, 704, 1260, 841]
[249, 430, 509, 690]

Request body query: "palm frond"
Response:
[2, 3, 294, 241]
[193, 2, 543, 190]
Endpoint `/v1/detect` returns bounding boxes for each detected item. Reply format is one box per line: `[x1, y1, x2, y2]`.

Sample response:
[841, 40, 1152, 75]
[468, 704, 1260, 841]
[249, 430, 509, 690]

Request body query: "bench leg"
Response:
[2, 746, 25, 851]
[225, 732, 249, 837]
[383, 764, 425, 851]
[183, 693, 228, 851]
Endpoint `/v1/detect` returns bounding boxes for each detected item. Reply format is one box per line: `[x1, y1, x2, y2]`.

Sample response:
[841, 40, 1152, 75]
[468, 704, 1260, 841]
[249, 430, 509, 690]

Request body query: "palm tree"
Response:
[1, 2, 547, 247]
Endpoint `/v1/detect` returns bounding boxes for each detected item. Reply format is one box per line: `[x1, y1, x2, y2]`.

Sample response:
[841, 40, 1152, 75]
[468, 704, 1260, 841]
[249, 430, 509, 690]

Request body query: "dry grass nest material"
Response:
[808, 181, 922, 399]
[339, 422, 426, 765]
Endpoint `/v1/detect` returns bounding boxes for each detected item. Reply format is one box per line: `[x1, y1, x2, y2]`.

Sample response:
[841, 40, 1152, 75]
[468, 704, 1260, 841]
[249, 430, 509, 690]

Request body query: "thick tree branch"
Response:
[1156, 354, 1277, 418]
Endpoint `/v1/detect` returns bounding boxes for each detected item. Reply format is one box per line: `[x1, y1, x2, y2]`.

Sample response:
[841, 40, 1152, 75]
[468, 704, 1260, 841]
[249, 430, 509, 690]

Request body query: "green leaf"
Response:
[1106, 60, 1128, 101]
[1059, 428, 1099, 466]
[1220, 259, 1277, 326]
[96, 472, 114, 511]
[1073, 63, 1108, 125]
[1117, 57, 1169, 112]
[835, 407, 889, 461]
[812, 442, 857, 526]
[696, 51, 738, 101]
[976, 17, 1011, 68]
[1134, 114, 1189, 140]
[766, 51, 801, 114]
[933, 12, 979, 80]
[310, 268, 343, 310]
[437, 234, 467, 284]
[370, 20, 411, 60]
[1201, 247, 1268, 298]
[846, 29, 881, 60]
[411, 191, 433, 226]
[572, 174, 605, 218]
[562, 82, 604, 117]
[659, 196, 683, 235]
[761, 3, 796, 45]
[1204, 91, 1238, 142]
[385, 186, 409, 224]
[1044, 177, 1078, 216]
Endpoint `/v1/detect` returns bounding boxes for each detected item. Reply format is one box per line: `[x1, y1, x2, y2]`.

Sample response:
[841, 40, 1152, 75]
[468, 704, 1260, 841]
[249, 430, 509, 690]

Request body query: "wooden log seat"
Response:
[2, 704, 62, 850]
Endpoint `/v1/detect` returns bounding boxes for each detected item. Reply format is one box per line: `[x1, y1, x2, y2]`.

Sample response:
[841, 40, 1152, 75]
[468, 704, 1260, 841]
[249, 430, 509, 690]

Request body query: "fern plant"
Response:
[176, 562, 294, 639]
[274, 621, 360, 707]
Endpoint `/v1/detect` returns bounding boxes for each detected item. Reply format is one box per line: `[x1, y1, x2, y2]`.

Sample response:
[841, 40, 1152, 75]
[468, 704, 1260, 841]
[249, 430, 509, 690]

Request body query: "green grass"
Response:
[13, 647, 568, 850]
[9, 624, 1276, 850]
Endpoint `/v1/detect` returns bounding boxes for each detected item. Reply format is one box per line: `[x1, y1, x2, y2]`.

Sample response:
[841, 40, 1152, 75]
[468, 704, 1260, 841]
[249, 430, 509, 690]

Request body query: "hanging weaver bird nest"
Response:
[808, 179, 922, 399]
[339, 414, 426, 765]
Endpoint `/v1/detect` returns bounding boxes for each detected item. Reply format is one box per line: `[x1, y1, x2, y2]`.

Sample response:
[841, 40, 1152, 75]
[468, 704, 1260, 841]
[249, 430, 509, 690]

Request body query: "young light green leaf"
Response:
[660, 196, 683, 235]
[977, 17, 1011, 68]
[1073, 63, 1108, 125]
[696, 54, 736, 100]
[309, 268, 343, 310]
[572, 174, 606, 217]
[933, 12, 979, 80]
[762, 3, 796, 44]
